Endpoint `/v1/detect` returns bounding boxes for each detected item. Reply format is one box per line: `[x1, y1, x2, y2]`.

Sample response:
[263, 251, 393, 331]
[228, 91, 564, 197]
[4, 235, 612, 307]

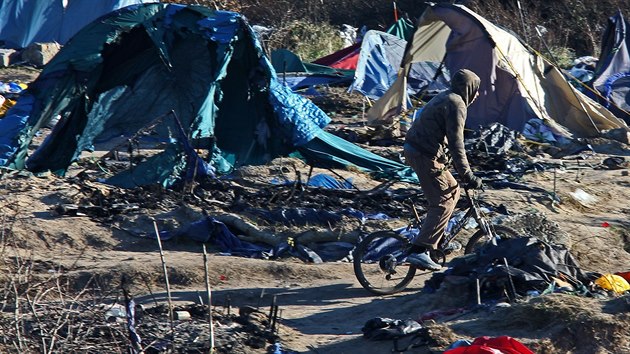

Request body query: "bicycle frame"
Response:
[410, 188, 493, 251]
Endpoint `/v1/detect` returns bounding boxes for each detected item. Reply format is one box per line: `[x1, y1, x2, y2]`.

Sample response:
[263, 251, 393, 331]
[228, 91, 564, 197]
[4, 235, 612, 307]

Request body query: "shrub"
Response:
[266, 20, 345, 61]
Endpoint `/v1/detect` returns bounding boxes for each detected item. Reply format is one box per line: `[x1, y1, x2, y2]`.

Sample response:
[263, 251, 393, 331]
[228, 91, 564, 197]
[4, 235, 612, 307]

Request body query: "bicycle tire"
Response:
[353, 231, 417, 295]
[464, 225, 520, 254]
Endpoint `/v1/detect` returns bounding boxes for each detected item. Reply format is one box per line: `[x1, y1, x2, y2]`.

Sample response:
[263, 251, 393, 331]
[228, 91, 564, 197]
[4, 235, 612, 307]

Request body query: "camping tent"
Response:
[0, 4, 408, 187]
[591, 10, 630, 124]
[312, 42, 361, 70]
[349, 30, 449, 100]
[311, 19, 414, 72]
[368, 3, 627, 138]
[386, 18, 415, 41]
[0, 0, 155, 49]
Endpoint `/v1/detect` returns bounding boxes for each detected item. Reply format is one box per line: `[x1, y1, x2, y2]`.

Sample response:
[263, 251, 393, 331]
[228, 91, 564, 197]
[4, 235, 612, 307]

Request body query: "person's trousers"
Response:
[404, 149, 460, 250]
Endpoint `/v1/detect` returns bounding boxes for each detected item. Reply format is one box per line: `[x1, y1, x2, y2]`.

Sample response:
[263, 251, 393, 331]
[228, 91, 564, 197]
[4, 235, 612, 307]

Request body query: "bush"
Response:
[266, 20, 345, 61]
[548, 46, 576, 69]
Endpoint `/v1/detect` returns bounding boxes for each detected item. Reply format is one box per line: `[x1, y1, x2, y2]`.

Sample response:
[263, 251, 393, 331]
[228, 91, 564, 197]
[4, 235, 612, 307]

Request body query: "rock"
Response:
[21, 42, 61, 67]
[174, 311, 191, 320]
[0, 48, 17, 67]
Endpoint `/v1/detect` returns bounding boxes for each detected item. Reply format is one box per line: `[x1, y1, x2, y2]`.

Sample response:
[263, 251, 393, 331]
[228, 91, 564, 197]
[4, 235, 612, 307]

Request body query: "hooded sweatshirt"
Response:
[404, 69, 480, 180]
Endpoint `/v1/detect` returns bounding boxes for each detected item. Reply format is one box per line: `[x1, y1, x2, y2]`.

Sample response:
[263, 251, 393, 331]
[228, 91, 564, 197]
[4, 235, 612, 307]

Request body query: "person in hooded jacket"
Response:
[403, 68, 483, 271]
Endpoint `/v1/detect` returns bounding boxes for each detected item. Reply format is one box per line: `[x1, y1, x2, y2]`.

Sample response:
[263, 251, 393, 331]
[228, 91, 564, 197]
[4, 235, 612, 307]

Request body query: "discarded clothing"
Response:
[361, 317, 425, 340]
[444, 336, 534, 354]
[594, 274, 630, 294]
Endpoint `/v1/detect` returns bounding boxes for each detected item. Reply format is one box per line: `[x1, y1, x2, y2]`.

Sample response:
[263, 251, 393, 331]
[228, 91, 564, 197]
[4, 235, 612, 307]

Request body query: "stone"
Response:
[0, 48, 17, 67]
[21, 42, 61, 67]
[174, 310, 191, 320]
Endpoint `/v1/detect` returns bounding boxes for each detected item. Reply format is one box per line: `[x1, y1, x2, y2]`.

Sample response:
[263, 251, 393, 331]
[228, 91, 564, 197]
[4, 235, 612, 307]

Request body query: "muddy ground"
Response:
[0, 67, 629, 354]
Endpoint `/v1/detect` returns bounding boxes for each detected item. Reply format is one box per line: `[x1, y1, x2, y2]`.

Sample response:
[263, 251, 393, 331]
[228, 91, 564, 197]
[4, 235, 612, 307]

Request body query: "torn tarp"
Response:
[271, 173, 354, 189]
[158, 215, 353, 262]
[465, 122, 523, 155]
[159, 217, 272, 258]
[430, 237, 591, 299]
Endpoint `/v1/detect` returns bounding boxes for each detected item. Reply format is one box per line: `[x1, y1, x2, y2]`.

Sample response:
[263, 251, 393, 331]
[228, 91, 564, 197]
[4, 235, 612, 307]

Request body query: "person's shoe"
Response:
[407, 251, 442, 271]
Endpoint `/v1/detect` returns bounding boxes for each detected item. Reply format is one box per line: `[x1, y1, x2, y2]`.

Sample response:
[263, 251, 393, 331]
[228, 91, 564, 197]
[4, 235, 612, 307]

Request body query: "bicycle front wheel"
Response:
[353, 231, 416, 295]
[464, 225, 520, 254]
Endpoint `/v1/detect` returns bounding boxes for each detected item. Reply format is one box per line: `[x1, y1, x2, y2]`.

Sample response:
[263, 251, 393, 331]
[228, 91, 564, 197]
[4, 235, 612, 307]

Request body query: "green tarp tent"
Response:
[0, 4, 411, 187]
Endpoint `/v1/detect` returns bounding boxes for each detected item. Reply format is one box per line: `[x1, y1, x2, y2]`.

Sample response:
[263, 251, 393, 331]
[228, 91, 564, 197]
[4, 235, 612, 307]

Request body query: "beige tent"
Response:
[368, 3, 628, 137]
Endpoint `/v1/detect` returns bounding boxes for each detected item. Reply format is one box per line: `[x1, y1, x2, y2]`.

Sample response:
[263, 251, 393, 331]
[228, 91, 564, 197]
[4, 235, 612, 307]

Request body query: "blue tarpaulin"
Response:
[0, 0, 153, 49]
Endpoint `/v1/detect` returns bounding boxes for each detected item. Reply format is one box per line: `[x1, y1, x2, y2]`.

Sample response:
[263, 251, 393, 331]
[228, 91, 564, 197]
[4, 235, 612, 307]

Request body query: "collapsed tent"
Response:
[0, 4, 409, 187]
[349, 30, 449, 100]
[0, 0, 154, 49]
[591, 10, 630, 124]
[270, 49, 354, 90]
[368, 3, 628, 138]
[428, 237, 591, 299]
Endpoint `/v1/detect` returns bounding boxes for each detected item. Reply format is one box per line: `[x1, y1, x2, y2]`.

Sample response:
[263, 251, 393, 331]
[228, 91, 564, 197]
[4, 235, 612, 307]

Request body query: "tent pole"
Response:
[327, 168, 361, 191]
[516, 1, 529, 42]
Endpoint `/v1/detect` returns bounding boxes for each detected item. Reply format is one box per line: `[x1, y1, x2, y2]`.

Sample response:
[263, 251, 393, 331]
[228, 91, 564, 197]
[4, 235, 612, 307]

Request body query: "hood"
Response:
[450, 68, 480, 106]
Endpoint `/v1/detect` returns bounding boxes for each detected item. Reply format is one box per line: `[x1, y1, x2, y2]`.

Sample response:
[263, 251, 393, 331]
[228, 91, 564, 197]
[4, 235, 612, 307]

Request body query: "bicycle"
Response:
[353, 188, 519, 295]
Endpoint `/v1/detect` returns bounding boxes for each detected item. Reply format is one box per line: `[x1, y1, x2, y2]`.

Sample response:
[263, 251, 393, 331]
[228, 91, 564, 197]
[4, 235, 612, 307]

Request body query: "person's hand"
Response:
[463, 172, 483, 190]
[465, 175, 483, 190]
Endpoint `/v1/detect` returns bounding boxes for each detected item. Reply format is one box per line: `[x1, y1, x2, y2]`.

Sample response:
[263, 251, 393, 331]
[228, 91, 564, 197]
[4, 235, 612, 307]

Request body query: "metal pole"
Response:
[516, 0, 529, 42]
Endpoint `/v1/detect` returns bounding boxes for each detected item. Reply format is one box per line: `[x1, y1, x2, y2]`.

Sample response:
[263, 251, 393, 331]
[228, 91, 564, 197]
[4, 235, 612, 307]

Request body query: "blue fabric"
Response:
[603, 71, 630, 107]
[160, 217, 272, 258]
[0, 0, 152, 48]
[268, 78, 331, 146]
[350, 31, 402, 100]
[0, 95, 34, 166]
[350, 30, 449, 100]
[307, 173, 353, 189]
[270, 173, 354, 189]
[249, 206, 392, 226]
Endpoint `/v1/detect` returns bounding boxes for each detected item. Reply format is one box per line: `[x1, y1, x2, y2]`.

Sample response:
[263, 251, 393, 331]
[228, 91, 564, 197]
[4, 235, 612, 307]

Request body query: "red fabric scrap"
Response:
[444, 336, 534, 354]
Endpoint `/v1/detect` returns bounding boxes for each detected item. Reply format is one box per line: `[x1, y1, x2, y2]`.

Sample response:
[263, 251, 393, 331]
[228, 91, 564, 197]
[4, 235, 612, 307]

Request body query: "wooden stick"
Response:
[476, 278, 481, 305]
[503, 257, 518, 303]
[202, 244, 215, 352]
[152, 220, 174, 339]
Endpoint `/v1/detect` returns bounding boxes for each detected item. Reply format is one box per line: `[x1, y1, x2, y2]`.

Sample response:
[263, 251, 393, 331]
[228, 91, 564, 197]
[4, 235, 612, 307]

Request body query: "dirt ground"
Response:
[1, 67, 630, 353]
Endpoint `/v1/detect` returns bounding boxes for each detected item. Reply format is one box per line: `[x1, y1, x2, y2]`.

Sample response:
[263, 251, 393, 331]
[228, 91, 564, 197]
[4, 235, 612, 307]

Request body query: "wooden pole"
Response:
[152, 220, 174, 338]
[203, 244, 215, 352]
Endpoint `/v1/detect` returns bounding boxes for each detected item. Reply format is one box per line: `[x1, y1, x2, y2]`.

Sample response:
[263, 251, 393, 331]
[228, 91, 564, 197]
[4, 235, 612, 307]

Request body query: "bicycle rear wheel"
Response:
[353, 231, 417, 295]
[464, 225, 520, 254]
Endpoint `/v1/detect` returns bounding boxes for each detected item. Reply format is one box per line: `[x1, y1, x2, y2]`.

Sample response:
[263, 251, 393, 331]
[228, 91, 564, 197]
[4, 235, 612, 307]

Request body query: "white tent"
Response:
[368, 3, 627, 138]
